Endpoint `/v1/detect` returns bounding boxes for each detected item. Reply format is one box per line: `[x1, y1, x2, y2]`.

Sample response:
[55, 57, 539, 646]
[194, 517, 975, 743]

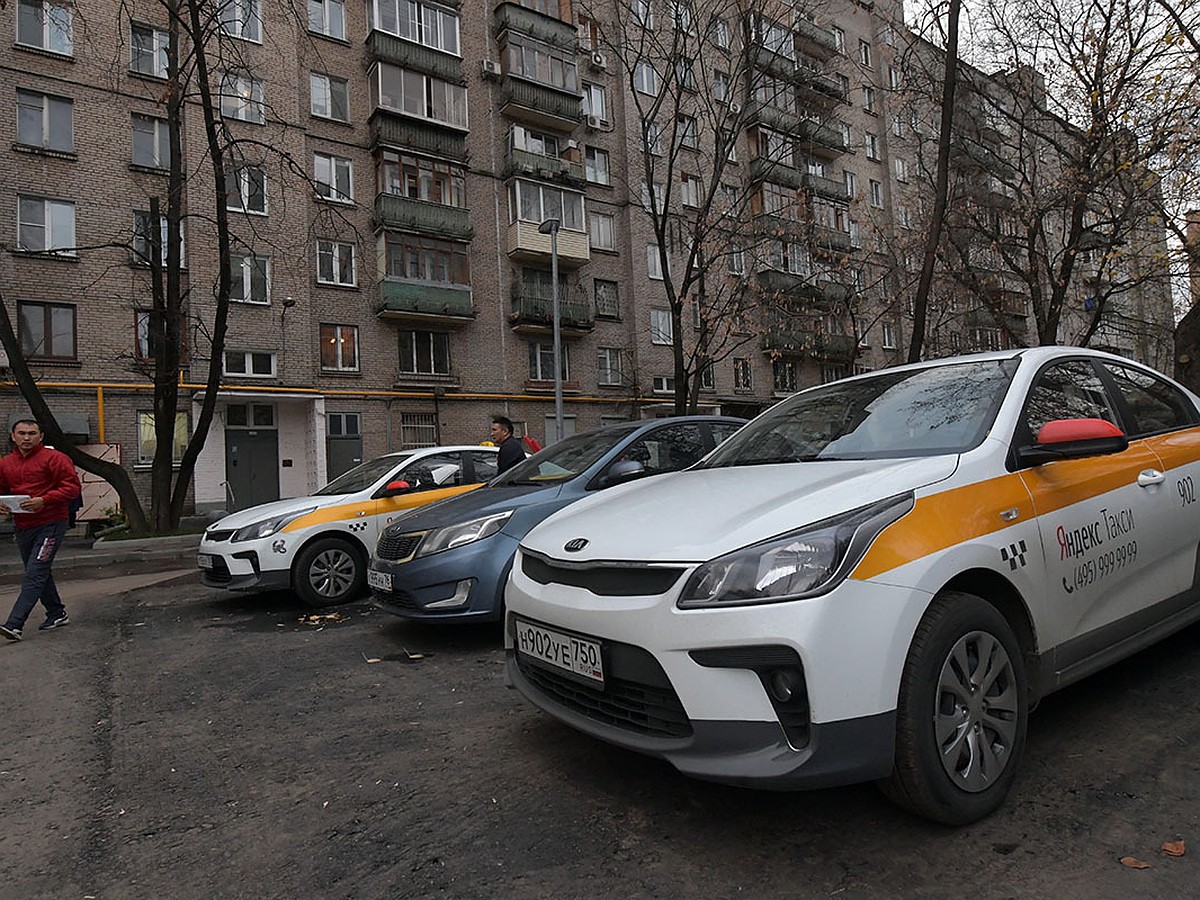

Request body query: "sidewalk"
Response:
[0, 530, 201, 584]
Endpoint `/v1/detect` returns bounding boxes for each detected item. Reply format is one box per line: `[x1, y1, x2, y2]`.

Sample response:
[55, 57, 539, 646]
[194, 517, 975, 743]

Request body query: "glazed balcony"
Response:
[366, 31, 463, 84]
[374, 194, 474, 241]
[507, 147, 585, 185]
[370, 110, 468, 162]
[505, 220, 590, 267]
[376, 281, 475, 325]
[494, 1, 577, 49]
[500, 77, 584, 131]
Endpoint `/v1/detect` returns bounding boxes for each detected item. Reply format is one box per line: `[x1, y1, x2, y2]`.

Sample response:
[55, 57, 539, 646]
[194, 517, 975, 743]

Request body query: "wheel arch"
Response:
[290, 529, 370, 579]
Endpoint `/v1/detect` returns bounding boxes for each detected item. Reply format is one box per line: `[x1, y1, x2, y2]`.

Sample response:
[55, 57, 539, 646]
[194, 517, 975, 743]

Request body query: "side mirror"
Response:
[1016, 418, 1129, 467]
[598, 459, 645, 489]
[381, 479, 412, 497]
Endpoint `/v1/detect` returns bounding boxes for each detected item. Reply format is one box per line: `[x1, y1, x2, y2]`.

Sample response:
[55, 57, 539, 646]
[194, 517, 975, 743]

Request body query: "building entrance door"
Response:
[225, 429, 279, 511]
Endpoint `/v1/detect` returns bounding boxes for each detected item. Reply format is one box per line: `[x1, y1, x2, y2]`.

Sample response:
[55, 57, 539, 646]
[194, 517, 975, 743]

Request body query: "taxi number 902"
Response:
[515, 619, 604, 686]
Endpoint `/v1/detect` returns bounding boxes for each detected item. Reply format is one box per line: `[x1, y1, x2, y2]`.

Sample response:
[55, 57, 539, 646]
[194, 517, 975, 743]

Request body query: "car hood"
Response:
[521, 456, 960, 563]
[386, 483, 564, 532]
[208, 494, 346, 530]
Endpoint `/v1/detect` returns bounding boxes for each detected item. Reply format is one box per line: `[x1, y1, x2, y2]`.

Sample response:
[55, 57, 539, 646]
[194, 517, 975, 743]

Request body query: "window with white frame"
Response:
[373, 0, 459, 53]
[314, 152, 354, 202]
[895, 157, 909, 182]
[699, 361, 715, 390]
[711, 17, 731, 48]
[17, 195, 75, 253]
[652, 375, 675, 393]
[678, 115, 698, 149]
[594, 279, 619, 317]
[643, 120, 663, 155]
[647, 246, 665, 281]
[680, 173, 702, 208]
[634, 60, 658, 95]
[713, 70, 730, 103]
[377, 150, 466, 206]
[130, 23, 168, 77]
[219, 0, 261, 41]
[761, 181, 797, 219]
[17, 300, 75, 360]
[585, 146, 610, 184]
[589, 212, 614, 250]
[230, 254, 270, 303]
[373, 62, 468, 128]
[309, 0, 346, 39]
[728, 247, 745, 275]
[220, 72, 265, 123]
[508, 180, 584, 229]
[869, 178, 883, 207]
[16, 89, 73, 152]
[897, 205, 912, 229]
[844, 170, 858, 197]
[510, 125, 558, 157]
[597, 347, 622, 385]
[862, 85, 877, 114]
[310, 72, 350, 122]
[224, 350, 276, 377]
[830, 26, 845, 52]
[135, 309, 187, 361]
[821, 364, 848, 383]
[16, 0, 72, 54]
[529, 341, 569, 381]
[399, 330, 451, 375]
[226, 166, 267, 214]
[858, 39, 872, 67]
[506, 34, 577, 91]
[650, 308, 673, 344]
[889, 66, 901, 90]
[136, 411, 187, 464]
[317, 240, 356, 285]
[132, 114, 170, 168]
[320, 323, 359, 371]
[769, 240, 808, 275]
[674, 56, 696, 90]
[882, 322, 898, 349]
[758, 16, 793, 59]
[582, 82, 607, 120]
[839, 120, 852, 148]
[133, 212, 186, 266]
[734, 357, 752, 390]
[671, 0, 693, 31]
[632, 0, 654, 28]
[864, 131, 880, 160]
[892, 114, 903, 137]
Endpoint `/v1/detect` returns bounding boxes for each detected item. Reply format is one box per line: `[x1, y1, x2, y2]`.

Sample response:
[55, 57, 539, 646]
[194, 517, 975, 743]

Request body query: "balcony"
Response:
[808, 331, 857, 360]
[366, 31, 463, 84]
[753, 212, 807, 242]
[813, 225, 853, 252]
[374, 194, 474, 241]
[506, 148, 585, 185]
[802, 173, 850, 202]
[749, 156, 803, 190]
[376, 281, 475, 325]
[757, 270, 850, 305]
[746, 99, 802, 135]
[370, 110, 468, 162]
[796, 69, 848, 106]
[500, 77, 584, 131]
[763, 327, 855, 361]
[795, 18, 839, 58]
[510, 295, 595, 333]
[494, 1, 577, 49]
[505, 219, 590, 267]
[798, 119, 847, 159]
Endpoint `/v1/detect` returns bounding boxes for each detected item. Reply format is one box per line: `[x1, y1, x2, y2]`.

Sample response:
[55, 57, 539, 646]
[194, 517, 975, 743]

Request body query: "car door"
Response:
[618, 422, 709, 477]
[1017, 359, 1175, 673]
[367, 452, 476, 540]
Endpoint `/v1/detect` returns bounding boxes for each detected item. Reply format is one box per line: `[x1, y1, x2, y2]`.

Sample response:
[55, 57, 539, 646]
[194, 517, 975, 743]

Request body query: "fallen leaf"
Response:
[1119, 856, 1152, 869]
[1162, 840, 1186, 857]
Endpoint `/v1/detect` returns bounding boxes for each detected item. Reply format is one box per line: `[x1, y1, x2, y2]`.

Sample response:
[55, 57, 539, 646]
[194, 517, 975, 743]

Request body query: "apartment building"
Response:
[1, 0, 1173, 516]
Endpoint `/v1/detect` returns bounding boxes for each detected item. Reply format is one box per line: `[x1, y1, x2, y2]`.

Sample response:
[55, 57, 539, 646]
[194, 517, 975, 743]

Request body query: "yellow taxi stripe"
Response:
[1143, 429, 1200, 471]
[280, 484, 484, 532]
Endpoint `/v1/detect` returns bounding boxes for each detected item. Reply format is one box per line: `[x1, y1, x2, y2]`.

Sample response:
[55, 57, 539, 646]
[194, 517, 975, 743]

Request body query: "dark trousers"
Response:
[5, 520, 68, 629]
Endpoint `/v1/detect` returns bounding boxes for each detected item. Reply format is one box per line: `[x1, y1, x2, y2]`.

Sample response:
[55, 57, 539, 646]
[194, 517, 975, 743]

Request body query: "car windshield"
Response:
[494, 425, 639, 485]
[314, 453, 413, 495]
[703, 359, 1018, 467]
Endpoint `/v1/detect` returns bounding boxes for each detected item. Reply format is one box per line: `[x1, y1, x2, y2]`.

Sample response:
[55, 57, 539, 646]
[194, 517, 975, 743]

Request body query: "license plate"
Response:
[197, 553, 214, 570]
[514, 619, 604, 685]
[367, 569, 392, 591]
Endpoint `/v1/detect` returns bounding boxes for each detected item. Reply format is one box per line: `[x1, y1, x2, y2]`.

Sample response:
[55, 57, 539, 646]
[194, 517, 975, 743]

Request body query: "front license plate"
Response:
[197, 553, 214, 570]
[514, 619, 604, 685]
[367, 569, 392, 591]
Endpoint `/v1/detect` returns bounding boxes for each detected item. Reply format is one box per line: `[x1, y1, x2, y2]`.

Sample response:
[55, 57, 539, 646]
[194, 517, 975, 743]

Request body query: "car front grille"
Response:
[205, 556, 232, 584]
[204, 529, 235, 543]
[521, 551, 686, 597]
[514, 639, 692, 739]
[372, 586, 419, 612]
[376, 532, 424, 562]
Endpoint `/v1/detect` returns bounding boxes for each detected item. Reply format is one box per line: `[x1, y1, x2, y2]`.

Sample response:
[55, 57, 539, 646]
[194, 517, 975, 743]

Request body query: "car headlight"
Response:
[415, 510, 514, 558]
[677, 493, 914, 608]
[231, 507, 318, 542]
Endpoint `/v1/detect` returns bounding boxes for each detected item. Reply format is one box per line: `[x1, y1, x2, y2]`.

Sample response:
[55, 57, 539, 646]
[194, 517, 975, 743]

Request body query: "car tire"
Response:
[879, 591, 1028, 825]
[293, 537, 366, 607]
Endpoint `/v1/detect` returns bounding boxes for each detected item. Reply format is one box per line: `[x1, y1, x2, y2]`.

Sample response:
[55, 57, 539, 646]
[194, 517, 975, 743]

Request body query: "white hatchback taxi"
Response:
[199, 445, 499, 606]
[506, 348, 1200, 823]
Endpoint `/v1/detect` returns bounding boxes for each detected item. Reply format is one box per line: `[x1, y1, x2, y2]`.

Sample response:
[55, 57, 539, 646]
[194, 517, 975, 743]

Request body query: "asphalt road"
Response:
[2, 573, 1199, 899]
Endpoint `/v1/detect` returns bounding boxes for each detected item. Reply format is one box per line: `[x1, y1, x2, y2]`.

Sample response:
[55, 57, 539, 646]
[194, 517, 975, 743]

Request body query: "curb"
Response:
[0, 534, 201, 583]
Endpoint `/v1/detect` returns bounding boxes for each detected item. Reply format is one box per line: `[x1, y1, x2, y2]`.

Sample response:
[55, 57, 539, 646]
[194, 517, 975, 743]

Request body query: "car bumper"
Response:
[198, 543, 291, 593]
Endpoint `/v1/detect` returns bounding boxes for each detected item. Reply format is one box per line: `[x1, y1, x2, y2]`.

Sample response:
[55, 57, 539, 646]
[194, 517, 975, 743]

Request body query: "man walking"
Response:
[0, 419, 82, 642]
[490, 416, 524, 475]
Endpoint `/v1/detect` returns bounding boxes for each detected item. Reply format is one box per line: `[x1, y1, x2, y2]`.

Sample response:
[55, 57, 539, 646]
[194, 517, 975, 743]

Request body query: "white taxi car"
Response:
[505, 348, 1200, 824]
[199, 445, 499, 606]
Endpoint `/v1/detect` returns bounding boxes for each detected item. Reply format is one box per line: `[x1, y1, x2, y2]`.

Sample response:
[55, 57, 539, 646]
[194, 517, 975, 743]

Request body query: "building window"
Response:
[400, 412, 437, 448]
[230, 254, 270, 303]
[308, 0, 346, 39]
[652, 375, 675, 394]
[316, 240, 356, 285]
[844, 170, 858, 198]
[713, 70, 730, 103]
[773, 359, 797, 393]
[511, 124, 558, 157]
[858, 39, 872, 67]
[647, 245, 665, 280]
[862, 85, 877, 114]
[681, 173, 702, 208]
[226, 166, 267, 214]
[889, 67, 901, 90]
[224, 350, 276, 377]
[898, 205, 912, 229]
[384, 235, 470, 285]
[16, 89, 73, 152]
[728, 247, 745, 275]
[373, 0, 459, 54]
[320, 324, 359, 372]
[597, 347, 623, 386]
[650, 308, 673, 344]
[135, 309, 188, 361]
[643, 120, 663, 156]
[506, 34, 577, 91]
[373, 63, 469, 128]
[895, 157, 909, 182]
[589, 212, 614, 250]
[220, 72, 265, 123]
[582, 82, 607, 120]
[585, 146, 610, 184]
[327, 412, 360, 438]
[314, 152, 354, 202]
[132, 114, 171, 168]
[734, 358, 752, 390]
[136, 411, 187, 464]
[822, 364, 849, 383]
[769, 240, 809, 275]
[399, 330, 450, 375]
[699, 361, 715, 390]
[529, 341, 569, 381]
[594, 279, 619, 318]
[892, 115, 904, 137]
[869, 179, 883, 207]
[634, 60, 658, 95]
[508, 180, 584, 230]
[226, 403, 275, 428]
[378, 150, 466, 207]
[711, 17, 731, 49]
[310, 72, 350, 122]
[882, 322, 898, 349]
[133, 212, 186, 267]
[16, 0, 72, 54]
[219, 0, 262, 42]
[830, 25, 845, 53]
[678, 115, 699, 149]
[864, 132, 880, 160]
[17, 195, 75, 254]
[130, 22, 168, 77]
[632, 0, 654, 29]
[17, 300, 75, 360]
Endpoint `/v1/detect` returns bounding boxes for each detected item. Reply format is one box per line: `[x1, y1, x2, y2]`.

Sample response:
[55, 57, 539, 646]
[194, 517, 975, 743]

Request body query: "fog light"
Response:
[769, 668, 801, 703]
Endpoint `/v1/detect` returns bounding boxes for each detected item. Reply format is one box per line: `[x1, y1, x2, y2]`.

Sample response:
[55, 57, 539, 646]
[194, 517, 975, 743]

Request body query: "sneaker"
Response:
[0, 625, 21, 641]
[38, 614, 70, 631]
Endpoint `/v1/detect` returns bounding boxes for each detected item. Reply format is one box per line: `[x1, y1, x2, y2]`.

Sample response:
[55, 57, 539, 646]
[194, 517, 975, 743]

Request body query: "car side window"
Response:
[1022, 361, 1119, 440]
[622, 425, 706, 476]
[400, 453, 463, 491]
[1103, 363, 1197, 436]
[710, 422, 742, 446]
[467, 450, 498, 483]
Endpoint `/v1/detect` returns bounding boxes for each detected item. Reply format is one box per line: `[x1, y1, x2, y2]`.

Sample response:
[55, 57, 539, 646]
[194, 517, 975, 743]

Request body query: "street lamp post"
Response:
[538, 217, 564, 443]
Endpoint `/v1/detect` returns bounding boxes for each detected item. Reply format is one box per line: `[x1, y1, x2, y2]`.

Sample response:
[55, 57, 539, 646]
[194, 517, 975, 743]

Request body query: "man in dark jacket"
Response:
[490, 415, 524, 475]
[0, 419, 82, 641]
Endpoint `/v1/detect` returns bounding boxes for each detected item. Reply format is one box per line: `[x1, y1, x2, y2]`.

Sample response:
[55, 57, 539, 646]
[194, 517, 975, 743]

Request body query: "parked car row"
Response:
[199, 348, 1200, 824]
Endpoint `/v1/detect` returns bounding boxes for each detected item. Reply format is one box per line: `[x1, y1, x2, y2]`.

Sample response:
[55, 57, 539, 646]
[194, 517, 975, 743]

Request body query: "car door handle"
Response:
[1138, 469, 1165, 487]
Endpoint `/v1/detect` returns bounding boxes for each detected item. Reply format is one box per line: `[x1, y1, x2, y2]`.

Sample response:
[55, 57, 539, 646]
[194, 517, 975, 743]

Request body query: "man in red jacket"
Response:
[0, 419, 82, 641]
